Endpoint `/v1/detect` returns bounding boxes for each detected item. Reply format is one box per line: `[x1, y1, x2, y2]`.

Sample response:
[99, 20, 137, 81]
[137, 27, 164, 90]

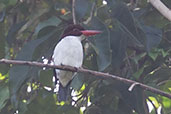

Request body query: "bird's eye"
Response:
[73, 28, 78, 31]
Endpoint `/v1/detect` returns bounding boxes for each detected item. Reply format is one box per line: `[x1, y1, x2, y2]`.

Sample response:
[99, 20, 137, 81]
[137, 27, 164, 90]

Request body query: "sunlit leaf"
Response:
[148, 96, 160, 108]
[161, 96, 171, 108]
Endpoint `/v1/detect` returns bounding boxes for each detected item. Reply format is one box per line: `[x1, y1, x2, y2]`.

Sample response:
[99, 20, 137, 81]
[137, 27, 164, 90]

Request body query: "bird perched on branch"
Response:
[52, 24, 101, 102]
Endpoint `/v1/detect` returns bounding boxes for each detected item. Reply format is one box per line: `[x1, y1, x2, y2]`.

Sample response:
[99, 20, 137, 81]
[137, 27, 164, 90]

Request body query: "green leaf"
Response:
[0, 9, 5, 22]
[116, 20, 143, 48]
[75, 0, 89, 20]
[142, 26, 162, 51]
[8, 0, 17, 6]
[6, 21, 27, 46]
[97, 5, 110, 22]
[85, 105, 102, 114]
[35, 16, 61, 34]
[0, 0, 17, 7]
[161, 49, 170, 57]
[18, 4, 49, 34]
[133, 65, 147, 79]
[110, 27, 127, 68]
[132, 52, 147, 64]
[39, 69, 53, 87]
[0, 23, 6, 58]
[161, 96, 171, 108]
[0, 3, 5, 12]
[108, 1, 144, 48]
[9, 29, 58, 108]
[70, 73, 84, 90]
[149, 48, 170, 59]
[148, 97, 160, 108]
[148, 48, 160, 61]
[0, 22, 9, 75]
[56, 105, 79, 114]
[146, 67, 171, 84]
[32, 26, 63, 60]
[88, 17, 111, 71]
[160, 80, 171, 108]
[25, 89, 57, 114]
[117, 84, 147, 114]
[18, 101, 28, 114]
[0, 84, 9, 110]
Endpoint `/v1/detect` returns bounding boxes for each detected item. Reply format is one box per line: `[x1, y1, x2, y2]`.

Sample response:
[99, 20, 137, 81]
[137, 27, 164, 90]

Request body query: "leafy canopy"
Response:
[0, 0, 170, 114]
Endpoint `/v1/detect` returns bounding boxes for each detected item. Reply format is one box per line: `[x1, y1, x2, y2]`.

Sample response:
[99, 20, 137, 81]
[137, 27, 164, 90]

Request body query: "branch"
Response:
[0, 59, 171, 99]
[72, 0, 76, 24]
[149, 0, 171, 21]
[83, 0, 96, 24]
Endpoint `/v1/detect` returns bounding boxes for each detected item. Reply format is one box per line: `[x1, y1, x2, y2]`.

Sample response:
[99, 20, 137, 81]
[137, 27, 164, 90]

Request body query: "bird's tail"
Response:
[58, 83, 70, 102]
[53, 69, 71, 102]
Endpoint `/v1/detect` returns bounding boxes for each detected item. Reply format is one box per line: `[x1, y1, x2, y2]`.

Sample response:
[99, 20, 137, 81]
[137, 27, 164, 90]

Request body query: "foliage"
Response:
[0, 0, 171, 114]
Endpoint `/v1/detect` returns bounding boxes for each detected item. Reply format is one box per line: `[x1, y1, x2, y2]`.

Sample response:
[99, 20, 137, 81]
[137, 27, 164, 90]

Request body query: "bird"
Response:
[52, 24, 101, 102]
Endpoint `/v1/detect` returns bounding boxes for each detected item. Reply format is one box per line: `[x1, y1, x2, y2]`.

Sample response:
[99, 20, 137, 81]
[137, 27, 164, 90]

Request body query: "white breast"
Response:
[52, 36, 83, 86]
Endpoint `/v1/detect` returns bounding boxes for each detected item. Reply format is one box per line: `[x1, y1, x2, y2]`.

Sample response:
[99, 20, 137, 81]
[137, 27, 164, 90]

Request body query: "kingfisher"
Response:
[52, 24, 101, 102]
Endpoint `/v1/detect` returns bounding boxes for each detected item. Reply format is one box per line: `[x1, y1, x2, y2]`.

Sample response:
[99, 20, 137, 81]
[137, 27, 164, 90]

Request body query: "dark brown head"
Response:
[61, 24, 102, 39]
[61, 24, 84, 38]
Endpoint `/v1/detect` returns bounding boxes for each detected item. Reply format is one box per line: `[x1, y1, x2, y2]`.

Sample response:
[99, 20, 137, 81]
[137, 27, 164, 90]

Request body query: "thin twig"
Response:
[149, 0, 171, 21]
[74, 83, 91, 106]
[125, 52, 133, 74]
[84, 0, 97, 24]
[0, 59, 171, 99]
[128, 82, 139, 91]
[72, 0, 76, 24]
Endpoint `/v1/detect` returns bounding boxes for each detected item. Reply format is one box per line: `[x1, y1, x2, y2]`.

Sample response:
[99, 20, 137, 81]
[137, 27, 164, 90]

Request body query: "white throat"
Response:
[65, 35, 85, 41]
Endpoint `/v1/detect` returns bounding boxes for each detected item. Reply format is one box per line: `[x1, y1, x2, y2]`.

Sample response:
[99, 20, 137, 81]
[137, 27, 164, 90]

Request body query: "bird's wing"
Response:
[52, 37, 83, 67]
[52, 37, 83, 87]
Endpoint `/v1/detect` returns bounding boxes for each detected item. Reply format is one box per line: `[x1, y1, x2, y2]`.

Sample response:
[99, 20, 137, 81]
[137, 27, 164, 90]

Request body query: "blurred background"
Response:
[0, 0, 171, 114]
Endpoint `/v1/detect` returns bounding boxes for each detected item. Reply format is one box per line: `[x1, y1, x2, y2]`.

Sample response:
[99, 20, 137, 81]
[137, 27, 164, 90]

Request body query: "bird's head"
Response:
[61, 24, 102, 39]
